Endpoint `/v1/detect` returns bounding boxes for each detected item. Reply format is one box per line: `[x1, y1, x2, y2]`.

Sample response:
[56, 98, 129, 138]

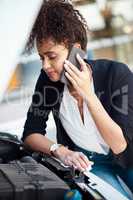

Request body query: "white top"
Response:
[59, 82, 109, 155]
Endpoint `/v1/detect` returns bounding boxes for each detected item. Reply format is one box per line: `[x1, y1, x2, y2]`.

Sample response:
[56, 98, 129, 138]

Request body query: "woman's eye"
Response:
[49, 55, 57, 60]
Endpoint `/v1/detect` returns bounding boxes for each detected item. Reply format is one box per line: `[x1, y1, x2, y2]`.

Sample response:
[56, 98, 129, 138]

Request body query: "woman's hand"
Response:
[64, 54, 93, 100]
[54, 145, 94, 172]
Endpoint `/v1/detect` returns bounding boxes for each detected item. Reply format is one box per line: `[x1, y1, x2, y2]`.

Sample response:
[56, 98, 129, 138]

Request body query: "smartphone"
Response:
[60, 46, 86, 84]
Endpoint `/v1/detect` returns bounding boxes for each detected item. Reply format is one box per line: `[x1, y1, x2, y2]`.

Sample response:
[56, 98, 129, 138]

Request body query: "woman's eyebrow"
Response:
[40, 51, 56, 56]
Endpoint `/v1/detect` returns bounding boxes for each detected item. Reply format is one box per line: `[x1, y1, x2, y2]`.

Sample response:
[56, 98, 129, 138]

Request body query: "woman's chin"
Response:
[51, 78, 59, 82]
[49, 75, 60, 82]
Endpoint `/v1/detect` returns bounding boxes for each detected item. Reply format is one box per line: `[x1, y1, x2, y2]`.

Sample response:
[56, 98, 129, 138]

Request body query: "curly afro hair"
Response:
[26, 0, 89, 52]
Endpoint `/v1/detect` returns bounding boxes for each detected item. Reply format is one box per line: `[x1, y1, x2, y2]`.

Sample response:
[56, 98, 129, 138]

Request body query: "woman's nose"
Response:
[43, 58, 51, 70]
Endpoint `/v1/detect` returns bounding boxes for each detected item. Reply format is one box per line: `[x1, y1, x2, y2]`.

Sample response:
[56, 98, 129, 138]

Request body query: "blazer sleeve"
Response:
[22, 70, 51, 141]
[110, 62, 133, 168]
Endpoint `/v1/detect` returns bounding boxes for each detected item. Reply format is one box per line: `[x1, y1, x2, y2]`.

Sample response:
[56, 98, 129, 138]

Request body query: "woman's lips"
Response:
[47, 71, 56, 77]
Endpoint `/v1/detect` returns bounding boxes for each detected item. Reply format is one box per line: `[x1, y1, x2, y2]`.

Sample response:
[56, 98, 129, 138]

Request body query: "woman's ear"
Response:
[74, 43, 81, 49]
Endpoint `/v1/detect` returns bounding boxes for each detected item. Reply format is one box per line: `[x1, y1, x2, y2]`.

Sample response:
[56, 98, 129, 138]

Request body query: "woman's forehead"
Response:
[37, 39, 66, 54]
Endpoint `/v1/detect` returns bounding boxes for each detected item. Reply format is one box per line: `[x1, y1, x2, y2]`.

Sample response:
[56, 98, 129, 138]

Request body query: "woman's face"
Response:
[37, 38, 69, 82]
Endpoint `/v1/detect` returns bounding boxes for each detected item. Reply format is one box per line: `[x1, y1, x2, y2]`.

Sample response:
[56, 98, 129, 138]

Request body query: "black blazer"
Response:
[22, 59, 133, 169]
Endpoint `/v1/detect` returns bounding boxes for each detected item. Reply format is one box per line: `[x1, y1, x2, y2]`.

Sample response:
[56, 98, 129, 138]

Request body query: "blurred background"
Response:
[0, 0, 133, 139]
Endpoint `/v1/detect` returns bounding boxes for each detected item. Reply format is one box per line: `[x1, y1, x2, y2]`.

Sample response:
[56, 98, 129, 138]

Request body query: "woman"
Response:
[22, 0, 133, 197]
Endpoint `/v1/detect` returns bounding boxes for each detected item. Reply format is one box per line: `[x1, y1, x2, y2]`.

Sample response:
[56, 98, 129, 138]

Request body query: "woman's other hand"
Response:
[54, 145, 94, 172]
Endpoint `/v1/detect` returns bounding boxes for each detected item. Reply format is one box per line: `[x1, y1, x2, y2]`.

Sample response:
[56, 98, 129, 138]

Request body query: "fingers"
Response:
[76, 152, 94, 171]
[64, 63, 80, 83]
[79, 152, 94, 166]
[76, 54, 92, 76]
[64, 57, 92, 84]
[76, 54, 88, 71]
[65, 60, 81, 76]
[65, 71, 78, 88]
[63, 151, 94, 172]
[76, 157, 89, 171]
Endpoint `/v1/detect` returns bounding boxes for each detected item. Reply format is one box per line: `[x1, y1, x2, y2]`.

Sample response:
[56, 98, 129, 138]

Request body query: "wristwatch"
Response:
[50, 143, 63, 156]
